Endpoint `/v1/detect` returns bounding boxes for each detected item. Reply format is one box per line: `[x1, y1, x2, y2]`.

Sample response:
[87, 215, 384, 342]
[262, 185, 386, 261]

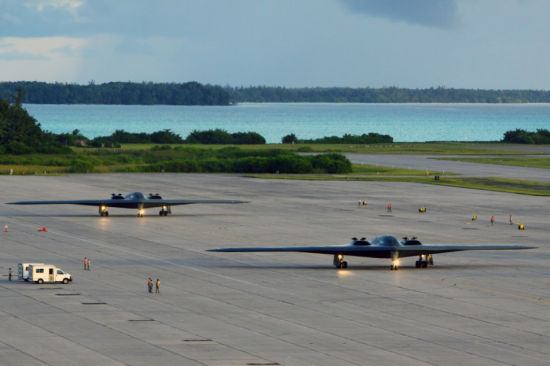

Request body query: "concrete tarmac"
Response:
[0, 173, 548, 365]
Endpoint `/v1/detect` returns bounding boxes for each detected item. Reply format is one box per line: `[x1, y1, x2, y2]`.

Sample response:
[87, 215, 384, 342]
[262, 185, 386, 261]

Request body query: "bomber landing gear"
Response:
[159, 205, 171, 216]
[415, 254, 433, 268]
[99, 206, 109, 217]
[333, 254, 348, 269]
[137, 209, 145, 217]
[390, 253, 400, 271]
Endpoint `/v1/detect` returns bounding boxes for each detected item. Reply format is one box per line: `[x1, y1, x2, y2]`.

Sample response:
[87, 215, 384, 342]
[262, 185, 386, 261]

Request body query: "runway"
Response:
[0, 173, 548, 365]
[345, 153, 550, 182]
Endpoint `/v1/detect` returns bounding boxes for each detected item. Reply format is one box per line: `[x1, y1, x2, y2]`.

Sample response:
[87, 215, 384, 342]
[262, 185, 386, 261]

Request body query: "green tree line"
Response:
[0, 81, 231, 105]
[229, 86, 550, 103]
[3, 82, 550, 104]
[502, 129, 550, 144]
[282, 132, 393, 144]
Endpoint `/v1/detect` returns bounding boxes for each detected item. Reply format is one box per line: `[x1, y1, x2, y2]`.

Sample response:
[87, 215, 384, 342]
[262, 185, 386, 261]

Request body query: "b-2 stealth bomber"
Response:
[8, 192, 248, 217]
[209, 235, 535, 270]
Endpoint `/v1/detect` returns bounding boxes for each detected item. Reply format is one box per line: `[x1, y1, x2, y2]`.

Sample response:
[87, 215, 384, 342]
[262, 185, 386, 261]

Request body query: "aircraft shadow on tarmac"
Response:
[0, 213, 248, 218]
[202, 263, 526, 271]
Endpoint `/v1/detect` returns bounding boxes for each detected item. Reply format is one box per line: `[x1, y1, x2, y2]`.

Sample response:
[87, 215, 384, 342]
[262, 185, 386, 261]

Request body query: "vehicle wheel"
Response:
[62, 278, 69, 284]
[37, 279, 44, 284]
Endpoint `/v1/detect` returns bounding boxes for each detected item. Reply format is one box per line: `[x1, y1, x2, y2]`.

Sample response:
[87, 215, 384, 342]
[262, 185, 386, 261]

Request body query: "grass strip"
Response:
[351, 164, 454, 176]
[435, 157, 550, 169]
[245, 174, 550, 196]
[111, 142, 540, 155]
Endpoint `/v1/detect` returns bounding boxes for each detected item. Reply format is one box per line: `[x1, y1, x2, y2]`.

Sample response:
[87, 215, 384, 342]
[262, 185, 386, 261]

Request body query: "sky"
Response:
[1, 0, 549, 89]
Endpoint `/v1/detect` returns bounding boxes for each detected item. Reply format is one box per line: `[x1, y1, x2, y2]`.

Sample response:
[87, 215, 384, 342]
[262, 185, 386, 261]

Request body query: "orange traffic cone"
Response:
[4, 225, 8, 232]
[38, 226, 47, 232]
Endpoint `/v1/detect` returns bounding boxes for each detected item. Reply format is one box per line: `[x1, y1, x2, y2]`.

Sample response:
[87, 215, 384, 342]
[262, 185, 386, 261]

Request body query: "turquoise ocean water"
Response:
[24, 103, 550, 143]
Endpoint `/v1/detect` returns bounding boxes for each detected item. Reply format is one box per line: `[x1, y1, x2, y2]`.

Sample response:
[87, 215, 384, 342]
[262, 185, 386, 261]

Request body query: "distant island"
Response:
[0, 81, 231, 105]
[1, 81, 550, 105]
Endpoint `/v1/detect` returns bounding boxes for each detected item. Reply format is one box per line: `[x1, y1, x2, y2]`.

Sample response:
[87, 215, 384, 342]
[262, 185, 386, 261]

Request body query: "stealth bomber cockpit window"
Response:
[372, 235, 400, 246]
[126, 192, 146, 200]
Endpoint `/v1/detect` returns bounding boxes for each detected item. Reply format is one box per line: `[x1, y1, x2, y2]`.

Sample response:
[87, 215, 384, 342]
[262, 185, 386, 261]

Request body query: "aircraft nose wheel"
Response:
[333, 254, 348, 269]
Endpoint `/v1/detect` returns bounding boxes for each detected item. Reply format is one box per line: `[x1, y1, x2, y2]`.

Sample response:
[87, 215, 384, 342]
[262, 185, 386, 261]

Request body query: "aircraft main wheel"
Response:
[342, 261, 348, 269]
[390, 265, 394, 271]
[422, 261, 428, 268]
[415, 261, 420, 268]
[105, 212, 109, 216]
[159, 211, 164, 216]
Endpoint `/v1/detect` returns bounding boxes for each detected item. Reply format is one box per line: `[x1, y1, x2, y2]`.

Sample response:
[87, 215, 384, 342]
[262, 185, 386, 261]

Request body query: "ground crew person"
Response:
[83, 257, 88, 270]
[510, 215, 513, 225]
[156, 279, 160, 294]
[387, 203, 392, 212]
[490, 216, 495, 225]
[358, 200, 362, 207]
[87, 258, 91, 271]
[147, 278, 153, 293]
[8, 268, 12, 281]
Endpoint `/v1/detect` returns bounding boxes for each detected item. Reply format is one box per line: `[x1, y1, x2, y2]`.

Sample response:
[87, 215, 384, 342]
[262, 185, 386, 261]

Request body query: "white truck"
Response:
[27, 264, 72, 284]
[18, 262, 44, 281]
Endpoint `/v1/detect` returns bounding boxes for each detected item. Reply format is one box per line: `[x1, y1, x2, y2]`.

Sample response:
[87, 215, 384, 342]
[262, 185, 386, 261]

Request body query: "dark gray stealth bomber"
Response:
[208, 235, 535, 270]
[8, 192, 248, 217]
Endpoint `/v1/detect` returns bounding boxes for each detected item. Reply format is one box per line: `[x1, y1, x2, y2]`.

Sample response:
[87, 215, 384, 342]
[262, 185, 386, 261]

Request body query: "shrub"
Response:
[184, 129, 266, 144]
[282, 133, 298, 144]
[502, 129, 550, 144]
[311, 153, 352, 173]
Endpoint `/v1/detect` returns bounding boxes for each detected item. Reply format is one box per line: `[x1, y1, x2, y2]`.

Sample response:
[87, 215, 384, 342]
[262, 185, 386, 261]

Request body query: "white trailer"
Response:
[18, 262, 45, 281]
[28, 264, 72, 284]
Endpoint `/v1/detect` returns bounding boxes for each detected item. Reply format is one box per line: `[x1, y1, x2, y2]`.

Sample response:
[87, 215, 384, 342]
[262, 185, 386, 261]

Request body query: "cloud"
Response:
[24, 0, 83, 14]
[0, 36, 87, 80]
[0, 36, 86, 58]
[338, 0, 458, 28]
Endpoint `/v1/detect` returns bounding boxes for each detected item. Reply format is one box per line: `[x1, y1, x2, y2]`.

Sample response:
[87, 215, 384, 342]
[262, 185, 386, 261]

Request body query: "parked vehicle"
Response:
[27, 264, 72, 284]
[18, 262, 44, 281]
